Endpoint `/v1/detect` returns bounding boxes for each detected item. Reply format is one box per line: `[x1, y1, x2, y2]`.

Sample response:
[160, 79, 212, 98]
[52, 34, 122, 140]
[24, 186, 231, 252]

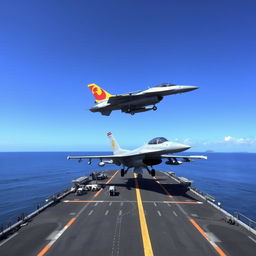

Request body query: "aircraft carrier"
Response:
[0, 170, 256, 256]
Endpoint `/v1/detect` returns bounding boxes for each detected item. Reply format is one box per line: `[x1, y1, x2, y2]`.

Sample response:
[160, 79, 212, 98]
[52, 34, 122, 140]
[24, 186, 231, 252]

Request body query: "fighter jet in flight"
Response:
[67, 132, 207, 178]
[88, 83, 199, 116]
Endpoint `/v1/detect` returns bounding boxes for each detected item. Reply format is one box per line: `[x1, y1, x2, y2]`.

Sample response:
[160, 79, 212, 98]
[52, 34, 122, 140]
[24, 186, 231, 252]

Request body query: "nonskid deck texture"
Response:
[0, 170, 255, 256]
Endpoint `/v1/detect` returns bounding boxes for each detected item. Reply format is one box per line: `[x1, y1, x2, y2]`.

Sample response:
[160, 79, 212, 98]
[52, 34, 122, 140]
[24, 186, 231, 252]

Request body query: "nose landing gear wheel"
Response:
[151, 169, 156, 177]
[121, 169, 125, 177]
[153, 106, 157, 111]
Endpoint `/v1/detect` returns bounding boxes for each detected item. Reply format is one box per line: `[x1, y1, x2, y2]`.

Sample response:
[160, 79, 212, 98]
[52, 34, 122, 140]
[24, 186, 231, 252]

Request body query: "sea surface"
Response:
[0, 152, 256, 226]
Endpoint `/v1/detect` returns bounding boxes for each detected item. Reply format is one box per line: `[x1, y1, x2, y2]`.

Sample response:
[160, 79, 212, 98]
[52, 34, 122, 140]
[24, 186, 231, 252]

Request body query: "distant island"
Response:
[205, 150, 214, 153]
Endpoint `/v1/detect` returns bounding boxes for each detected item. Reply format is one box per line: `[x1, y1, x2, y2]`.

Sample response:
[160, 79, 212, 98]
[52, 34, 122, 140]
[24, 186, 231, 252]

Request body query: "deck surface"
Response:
[0, 170, 255, 256]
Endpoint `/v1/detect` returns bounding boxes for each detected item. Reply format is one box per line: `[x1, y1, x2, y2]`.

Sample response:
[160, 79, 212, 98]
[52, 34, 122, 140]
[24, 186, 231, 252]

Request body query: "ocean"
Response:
[0, 152, 255, 227]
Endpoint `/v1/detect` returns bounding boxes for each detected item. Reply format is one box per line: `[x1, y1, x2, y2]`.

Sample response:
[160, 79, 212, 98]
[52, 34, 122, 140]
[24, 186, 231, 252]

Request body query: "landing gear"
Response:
[127, 108, 134, 115]
[153, 105, 157, 111]
[146, 166, 156, 177]
[121, 169, 125, 177]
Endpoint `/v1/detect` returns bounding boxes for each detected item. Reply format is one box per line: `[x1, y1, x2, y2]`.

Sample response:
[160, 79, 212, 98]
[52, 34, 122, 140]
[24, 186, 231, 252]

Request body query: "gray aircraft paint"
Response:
[89, 83, 198, 115]
[67, 133, 207, 176]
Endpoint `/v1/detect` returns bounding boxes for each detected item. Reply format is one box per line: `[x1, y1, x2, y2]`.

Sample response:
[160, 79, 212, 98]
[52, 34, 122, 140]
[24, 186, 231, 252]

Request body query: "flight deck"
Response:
[0, 170, 255, 256]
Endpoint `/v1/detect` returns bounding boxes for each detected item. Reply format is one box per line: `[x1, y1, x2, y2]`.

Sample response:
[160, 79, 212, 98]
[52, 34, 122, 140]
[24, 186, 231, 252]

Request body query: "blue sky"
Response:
[0, 0, 255, 152]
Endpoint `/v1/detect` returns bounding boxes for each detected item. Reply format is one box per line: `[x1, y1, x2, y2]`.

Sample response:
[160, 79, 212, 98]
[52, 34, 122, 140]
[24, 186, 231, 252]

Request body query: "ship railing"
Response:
[165, 171, 216, 202]
[0, 187, 72, 241]
[234, 212, 256, 230]
[190, 186, 216, 202]
[163, 170, 256, 235]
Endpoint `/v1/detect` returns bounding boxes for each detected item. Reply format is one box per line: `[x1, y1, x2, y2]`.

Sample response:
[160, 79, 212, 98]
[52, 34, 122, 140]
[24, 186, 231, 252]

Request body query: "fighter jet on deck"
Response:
[88, 83, 199, 116]
[67, 132, 207, 178]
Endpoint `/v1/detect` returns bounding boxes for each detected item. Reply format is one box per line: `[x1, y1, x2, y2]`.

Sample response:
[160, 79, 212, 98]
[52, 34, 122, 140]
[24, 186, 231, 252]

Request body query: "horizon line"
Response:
[0, 151, 255, 153]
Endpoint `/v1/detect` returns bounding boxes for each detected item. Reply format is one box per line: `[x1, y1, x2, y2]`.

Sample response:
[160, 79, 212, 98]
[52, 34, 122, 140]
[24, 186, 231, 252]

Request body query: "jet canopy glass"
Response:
[148, 137, 168, 145]
[154, 83, 176, 87]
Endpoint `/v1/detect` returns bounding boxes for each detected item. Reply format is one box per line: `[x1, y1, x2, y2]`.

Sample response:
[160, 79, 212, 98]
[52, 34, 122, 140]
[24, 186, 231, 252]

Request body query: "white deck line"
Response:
[0, 233, 18, 247]
[161, 171, 256, 236]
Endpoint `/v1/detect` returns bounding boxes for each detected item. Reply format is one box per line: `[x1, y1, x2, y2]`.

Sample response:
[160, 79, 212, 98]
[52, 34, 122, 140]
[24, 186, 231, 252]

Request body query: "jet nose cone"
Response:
[167, 142, 191, 153]
[183, 145, 191, 150]
[177, 143, 191, 151]
[181, 144, 191, 150]
[190, 85, 199, 91]
[183, 85, 199, 92]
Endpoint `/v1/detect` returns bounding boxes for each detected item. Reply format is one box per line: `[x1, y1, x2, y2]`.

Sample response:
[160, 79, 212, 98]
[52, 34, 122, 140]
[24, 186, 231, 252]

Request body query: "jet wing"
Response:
[107, 88, 172, 104]
[67, 152, 157, 160]
[67, 152, 162, 163]
[67, 154, 126, 166]
[161, 155, 208, 160]
[68, 152, 207, 161]
[67, 155, 124, 160]
[107, 92, 143, 104]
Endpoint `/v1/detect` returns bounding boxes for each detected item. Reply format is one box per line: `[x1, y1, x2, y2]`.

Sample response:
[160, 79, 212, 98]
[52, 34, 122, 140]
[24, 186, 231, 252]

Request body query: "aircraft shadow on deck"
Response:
[102, 177, 197, 201]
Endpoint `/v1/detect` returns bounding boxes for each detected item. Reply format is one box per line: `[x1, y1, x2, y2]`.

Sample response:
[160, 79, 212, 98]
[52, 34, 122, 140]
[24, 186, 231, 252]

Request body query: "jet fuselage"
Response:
[112, 140, 190, 169]
[89, 84, 199, 115]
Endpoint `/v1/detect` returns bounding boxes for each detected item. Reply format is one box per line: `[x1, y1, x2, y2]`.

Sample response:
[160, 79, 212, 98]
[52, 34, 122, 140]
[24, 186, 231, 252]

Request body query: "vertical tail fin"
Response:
[107, 132, 126, 155]
[88, 83, 112, 102]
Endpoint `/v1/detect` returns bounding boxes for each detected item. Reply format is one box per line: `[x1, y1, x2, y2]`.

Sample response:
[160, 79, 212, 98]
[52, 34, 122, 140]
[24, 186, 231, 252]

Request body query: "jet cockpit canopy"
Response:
[154, 83, 176, 87]
[148, 137, 168, 145]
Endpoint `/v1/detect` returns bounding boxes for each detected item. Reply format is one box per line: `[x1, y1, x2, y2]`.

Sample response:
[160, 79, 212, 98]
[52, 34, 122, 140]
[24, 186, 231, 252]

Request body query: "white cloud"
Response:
[224, 136, 233, 142]
[223, 136, 256, 145]
[154, 136, 256, 152]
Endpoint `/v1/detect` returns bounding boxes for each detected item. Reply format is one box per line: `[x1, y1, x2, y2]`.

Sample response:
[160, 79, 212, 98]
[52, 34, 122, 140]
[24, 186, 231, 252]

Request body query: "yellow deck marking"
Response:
[37, 244, 51, 256]
[66, 217, 76, 228]
[134, 174, 154, 256]
[189, 218, 227, 256]
[153, 177, 173, 198]
[93, 171, 118, 198]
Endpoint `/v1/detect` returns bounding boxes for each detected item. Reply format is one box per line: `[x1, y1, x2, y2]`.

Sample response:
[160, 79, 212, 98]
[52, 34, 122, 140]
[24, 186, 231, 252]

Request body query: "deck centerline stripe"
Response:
[189, 218, 227, 256]
[134, 173, 154, 256]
